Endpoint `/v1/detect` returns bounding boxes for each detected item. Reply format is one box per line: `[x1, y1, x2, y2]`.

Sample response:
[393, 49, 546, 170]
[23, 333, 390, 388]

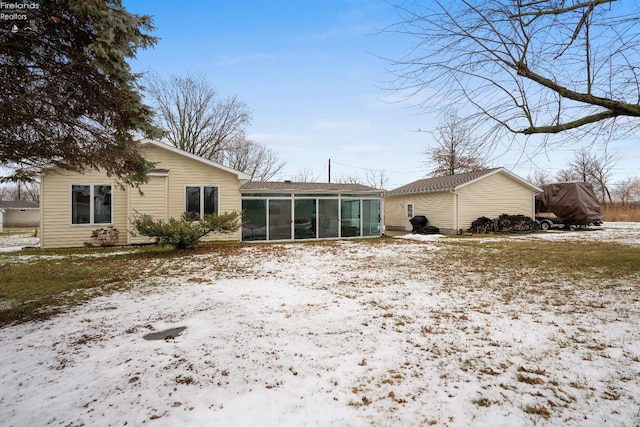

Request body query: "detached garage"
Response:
[384, 168, 541, 234]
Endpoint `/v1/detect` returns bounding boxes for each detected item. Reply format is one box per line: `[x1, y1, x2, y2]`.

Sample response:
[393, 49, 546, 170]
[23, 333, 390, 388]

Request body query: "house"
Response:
[39, 139, 250, 248]
[384, 168, 541, 234]
[0, 200, 40, 230]
[240, 181, 383, 241]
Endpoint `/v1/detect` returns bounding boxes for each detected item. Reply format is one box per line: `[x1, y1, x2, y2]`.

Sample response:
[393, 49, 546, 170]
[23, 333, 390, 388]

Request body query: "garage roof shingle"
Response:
[386, 168, 503, 196]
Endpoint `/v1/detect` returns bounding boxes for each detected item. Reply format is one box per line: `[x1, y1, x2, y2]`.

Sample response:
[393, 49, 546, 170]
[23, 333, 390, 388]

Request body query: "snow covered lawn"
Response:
[0, 231, 39, 252]
[1, 224, 639, 426]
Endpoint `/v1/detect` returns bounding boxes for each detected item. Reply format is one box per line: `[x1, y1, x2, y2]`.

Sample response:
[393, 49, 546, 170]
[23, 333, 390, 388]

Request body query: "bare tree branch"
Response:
[216, 136, 286, 182]
[423, 109, 491, 176]
[384, 0, 640, 142]
[146, 73, 251, 159]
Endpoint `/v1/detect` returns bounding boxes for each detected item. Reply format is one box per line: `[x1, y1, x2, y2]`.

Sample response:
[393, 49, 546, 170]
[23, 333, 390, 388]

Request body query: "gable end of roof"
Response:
[139, 139, 251, 181]
[386, 168, 540, 196]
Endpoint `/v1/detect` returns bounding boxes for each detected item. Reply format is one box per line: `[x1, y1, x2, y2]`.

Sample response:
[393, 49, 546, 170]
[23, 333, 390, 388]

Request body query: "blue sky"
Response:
[122, 0, 639, 189]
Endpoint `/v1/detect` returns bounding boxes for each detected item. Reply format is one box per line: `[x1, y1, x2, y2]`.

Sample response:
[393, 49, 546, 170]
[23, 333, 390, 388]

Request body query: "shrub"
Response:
[90, 226, 120, 247]
[130, 211, 241, 249]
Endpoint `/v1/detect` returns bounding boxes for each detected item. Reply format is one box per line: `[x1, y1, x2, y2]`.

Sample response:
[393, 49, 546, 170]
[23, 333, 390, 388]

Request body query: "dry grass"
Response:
[0, 226, 38, 237]
[0, 244, 246, 325]
[2, 234, 640, 425]
[602, 203, 640, 222]
[2, 236, 639, 328]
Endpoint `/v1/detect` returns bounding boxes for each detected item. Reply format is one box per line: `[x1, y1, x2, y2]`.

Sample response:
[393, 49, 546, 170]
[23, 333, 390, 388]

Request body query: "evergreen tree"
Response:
[0, 0, 158, 185]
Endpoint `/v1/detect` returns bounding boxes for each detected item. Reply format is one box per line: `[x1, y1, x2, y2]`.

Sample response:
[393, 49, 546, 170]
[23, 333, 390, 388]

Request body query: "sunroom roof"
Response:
[240, 181, 380, 193]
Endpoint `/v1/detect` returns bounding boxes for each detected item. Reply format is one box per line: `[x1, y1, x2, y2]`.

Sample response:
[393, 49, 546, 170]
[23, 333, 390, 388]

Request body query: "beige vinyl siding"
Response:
[128, 175, 168, 244]
[412, 192, 456, 231]
[383, 169, 538, 235]
[456, 172, 535, 230]
[40, 170, 127, 249]
[140, 145, 243, 242]
[40, 142, 245, 248]
[383, 195, 407, 230]
[384, 192, 456, 232]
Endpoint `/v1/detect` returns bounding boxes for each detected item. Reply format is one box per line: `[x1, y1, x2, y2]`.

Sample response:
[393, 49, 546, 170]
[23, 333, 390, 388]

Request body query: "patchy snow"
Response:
[394, 233, 445, 243]
[0, 232, 39, 252]
[397, 222, 640, 246]
[1, 224, 639, 426]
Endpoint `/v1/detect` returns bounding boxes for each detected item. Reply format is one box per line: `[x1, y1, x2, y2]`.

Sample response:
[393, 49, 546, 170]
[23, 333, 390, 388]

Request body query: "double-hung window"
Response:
[71, 184, 112, 225]
[186, 186, 219, 219]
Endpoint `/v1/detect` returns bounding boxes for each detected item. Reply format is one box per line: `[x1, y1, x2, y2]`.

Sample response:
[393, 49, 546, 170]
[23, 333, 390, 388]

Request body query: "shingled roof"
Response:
[241, 181, 380, 193]
[386, 168, 539, 196]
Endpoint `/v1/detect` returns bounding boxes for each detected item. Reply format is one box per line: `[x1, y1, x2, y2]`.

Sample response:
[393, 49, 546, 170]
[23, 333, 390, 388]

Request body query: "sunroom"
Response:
[240, 182, 383, 241]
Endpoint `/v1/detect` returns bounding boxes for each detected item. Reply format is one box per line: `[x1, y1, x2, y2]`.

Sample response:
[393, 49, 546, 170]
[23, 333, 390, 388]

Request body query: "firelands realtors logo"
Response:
[1, 1, 40, 33]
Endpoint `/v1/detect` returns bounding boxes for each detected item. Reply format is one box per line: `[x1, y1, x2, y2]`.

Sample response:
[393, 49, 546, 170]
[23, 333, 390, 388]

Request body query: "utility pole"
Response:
[328, 159, 331, 183]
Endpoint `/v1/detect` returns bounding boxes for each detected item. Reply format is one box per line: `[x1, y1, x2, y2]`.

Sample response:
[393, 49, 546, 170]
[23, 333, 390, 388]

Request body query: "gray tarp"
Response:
[535, 182, 604, 225]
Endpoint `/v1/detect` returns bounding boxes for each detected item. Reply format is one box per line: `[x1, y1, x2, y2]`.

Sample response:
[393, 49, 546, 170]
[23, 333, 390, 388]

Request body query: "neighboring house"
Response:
[240, 181, 383, 241]
[0, 200, 40, 229]
[384, 168, 541, 234]
[39, 139, 250, 249]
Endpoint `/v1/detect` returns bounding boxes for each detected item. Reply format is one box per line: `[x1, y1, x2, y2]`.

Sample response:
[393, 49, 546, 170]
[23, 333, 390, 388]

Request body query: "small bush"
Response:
[130, 211, 241, 249]
[90, 226, 120, 247]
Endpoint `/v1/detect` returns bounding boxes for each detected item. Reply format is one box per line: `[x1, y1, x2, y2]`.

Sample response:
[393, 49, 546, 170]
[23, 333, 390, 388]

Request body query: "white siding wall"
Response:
[456, 172, 535, 231]
[2, 209, 40, 226]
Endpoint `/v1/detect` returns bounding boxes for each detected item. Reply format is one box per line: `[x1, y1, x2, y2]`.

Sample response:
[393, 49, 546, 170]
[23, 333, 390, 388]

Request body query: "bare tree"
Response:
[613, 177, 640, 205]
[589, 150, 618, 204]
[0, 181, 40, 203]
[293, 168, 317, 183]
[336, 169, 388, 190]
[0, 185, 12, 202]
[424, 110, 490, 176]
[527, 170, 552, 187]
[216, 136, 286, 182]
[556, 147, 618, 203]
[385, 1, 640, 140]
[363, 169, 389, 190]
[146, 73, 251, 159]
[567, 148, 593, 182]
[555, 168, 578, 183]
[336, 174, 360, 185]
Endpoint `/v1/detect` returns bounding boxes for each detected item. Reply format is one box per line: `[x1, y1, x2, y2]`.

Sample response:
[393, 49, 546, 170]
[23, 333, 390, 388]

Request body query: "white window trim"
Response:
[184, 185, 220, 218]
[69, 183, 114, 226]
[407, 202, 414, 218]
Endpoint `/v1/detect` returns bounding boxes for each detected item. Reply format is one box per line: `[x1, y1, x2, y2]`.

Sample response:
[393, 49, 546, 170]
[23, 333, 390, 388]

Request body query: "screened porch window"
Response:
[186, 186, 219, 218]
[341, 199, 360, 237]
[71, 184, 112, 225]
